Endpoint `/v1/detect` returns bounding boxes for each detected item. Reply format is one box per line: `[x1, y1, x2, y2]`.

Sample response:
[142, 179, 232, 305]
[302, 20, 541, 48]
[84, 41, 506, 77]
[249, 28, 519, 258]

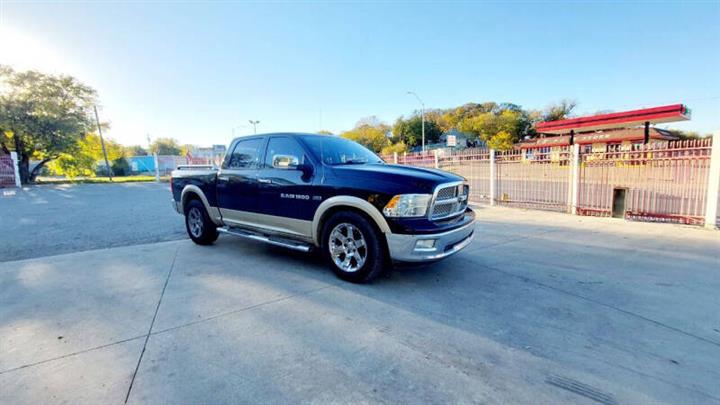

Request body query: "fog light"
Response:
[415, 239, 437, 250]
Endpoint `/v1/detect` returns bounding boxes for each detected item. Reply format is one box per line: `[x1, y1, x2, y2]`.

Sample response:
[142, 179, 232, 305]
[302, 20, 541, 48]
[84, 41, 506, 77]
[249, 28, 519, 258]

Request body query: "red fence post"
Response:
[704, 131, 720, 228]
[489, 149, 496, 206]
[570, 143, 580, 214]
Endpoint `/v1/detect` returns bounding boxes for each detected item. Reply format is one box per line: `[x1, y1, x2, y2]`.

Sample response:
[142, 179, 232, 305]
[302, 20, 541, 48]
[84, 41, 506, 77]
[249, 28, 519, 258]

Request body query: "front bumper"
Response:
[172, 199, 182, 214]
[386, 217, 475, 262]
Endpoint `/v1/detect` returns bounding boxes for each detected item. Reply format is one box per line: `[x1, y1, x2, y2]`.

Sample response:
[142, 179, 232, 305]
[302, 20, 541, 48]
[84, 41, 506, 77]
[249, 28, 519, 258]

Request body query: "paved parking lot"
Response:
[2, 200, 719, 404]
[0, 183, 185, 261]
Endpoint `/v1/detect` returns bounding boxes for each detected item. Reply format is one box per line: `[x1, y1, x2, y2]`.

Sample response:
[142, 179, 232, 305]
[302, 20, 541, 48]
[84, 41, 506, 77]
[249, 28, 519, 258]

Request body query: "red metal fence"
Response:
[495, 148, 571, 212]
[439, 149, 492, 204]
[383, 138, 717, 226]
[400, 152, 435, 168]
[0, 155, 16, 188]
[577, 139, 712, 225]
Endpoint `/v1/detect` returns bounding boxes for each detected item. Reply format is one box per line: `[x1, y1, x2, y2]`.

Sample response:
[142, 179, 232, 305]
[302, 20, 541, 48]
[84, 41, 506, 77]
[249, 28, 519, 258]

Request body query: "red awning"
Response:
[519, 135, 571, 149]
[519, 128, 678, 149]
[536, 104, 690, 134]
[574, 130, 671, 144]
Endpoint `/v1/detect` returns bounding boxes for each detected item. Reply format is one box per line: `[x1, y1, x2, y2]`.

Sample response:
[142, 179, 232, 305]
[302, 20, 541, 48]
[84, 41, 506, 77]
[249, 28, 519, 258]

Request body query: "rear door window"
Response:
[226, 138, 264, 169]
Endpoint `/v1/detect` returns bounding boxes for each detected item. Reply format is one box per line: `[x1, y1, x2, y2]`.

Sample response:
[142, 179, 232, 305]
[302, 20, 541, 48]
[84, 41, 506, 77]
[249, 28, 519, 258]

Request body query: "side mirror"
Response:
[272, 154, 299, 169]
[297, 163, 314, 177]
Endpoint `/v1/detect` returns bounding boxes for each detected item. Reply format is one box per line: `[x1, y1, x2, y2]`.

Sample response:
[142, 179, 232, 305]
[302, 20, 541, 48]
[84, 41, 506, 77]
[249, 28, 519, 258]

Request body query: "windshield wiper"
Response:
[336, 159, 368, 165]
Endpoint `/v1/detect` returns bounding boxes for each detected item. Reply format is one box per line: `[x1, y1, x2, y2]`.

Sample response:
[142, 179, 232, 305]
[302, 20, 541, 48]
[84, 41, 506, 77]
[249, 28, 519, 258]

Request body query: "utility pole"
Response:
[407, 91, 425, 152]
[248, 120, 260, 134]
[93, 105, 113, 181]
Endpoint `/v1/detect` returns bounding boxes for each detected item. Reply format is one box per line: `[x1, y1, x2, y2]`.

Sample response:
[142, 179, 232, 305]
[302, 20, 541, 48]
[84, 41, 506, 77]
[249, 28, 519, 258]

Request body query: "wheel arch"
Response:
[312, 196, 391, 246]
[180, 185, 223, 225]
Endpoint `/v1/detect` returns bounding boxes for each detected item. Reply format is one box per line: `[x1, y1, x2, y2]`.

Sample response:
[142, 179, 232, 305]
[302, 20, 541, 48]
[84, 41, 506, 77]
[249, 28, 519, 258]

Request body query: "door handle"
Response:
[258, 178, 272, 184]
[218, 176, 229, 181]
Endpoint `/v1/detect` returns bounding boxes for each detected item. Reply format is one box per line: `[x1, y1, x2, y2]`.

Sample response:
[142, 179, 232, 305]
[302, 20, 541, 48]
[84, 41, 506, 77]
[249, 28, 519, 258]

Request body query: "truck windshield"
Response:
[300, 135, 383, 166]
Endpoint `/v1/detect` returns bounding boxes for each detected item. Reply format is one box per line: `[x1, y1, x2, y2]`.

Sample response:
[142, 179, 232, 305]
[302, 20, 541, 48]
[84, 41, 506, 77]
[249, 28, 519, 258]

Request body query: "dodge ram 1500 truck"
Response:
[171, 133, 475, 283]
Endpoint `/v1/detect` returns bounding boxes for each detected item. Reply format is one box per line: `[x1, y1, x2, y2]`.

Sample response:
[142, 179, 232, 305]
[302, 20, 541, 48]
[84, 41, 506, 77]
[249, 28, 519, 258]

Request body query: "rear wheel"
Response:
[185, 199, 219, 245]
[322, 211, 387, 283]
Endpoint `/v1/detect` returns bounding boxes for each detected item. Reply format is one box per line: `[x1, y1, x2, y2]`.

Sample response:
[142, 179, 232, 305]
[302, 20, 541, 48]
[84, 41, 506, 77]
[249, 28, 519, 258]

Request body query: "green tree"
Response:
[150, 137, 183, 155]
[458, 109, 524, 150]
[380, 141, 408, 155]
[543, 99, 577, 121]
[125, 145, 148, 156]
[392, 114, 442, 148]
[342, 100, 575, 152]
[180, 144, 193, 157]
[317, 130, 334, 135]
[424, 109, 450, 132]
[435, 102, 537, 145]
[486, 131, 515, 150]
[665, 129, 709, 140]
[442, 102, 498, 130]
[340, 118, 390, 152]
[47, 133, 126, 178]
[0, 65, 99, 183]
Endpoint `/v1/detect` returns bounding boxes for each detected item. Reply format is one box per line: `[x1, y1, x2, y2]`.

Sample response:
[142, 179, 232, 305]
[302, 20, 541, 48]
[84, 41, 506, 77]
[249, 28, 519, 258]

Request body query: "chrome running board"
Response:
[217, 227, 313, 252]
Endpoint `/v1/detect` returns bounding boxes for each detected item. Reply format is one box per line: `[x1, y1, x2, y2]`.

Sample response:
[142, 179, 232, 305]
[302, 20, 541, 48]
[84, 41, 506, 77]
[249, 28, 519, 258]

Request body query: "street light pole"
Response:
[248, 120, 260, 134]
[93, 105, 113, 181]
[407, 91, 425, 152]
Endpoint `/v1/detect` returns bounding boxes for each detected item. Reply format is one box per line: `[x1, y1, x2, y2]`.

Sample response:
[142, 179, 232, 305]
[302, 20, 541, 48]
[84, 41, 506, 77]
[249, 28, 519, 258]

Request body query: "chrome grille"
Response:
[432, 203, 455, 217]
[430, 183, 469, 220]
[437, 186, 458, 200]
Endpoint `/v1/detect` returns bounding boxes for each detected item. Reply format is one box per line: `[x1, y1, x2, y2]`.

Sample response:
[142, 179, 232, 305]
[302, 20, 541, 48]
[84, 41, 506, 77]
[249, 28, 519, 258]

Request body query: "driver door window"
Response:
[263, 137, 307, 168]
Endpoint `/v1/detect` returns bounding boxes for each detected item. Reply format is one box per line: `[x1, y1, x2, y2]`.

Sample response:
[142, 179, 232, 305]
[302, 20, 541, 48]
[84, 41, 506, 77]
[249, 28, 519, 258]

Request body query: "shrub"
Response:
[111, 158, 130, 176]
[381, 141, 408, 155]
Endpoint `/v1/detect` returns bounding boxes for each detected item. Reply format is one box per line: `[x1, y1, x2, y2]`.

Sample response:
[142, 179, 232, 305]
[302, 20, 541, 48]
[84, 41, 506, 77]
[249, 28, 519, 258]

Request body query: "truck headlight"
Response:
[383, 194, 432, 218]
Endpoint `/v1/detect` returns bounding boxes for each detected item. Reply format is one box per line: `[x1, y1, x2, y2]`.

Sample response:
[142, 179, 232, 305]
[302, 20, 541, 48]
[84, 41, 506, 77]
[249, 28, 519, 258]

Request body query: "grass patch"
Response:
[35, 175, 170, 185]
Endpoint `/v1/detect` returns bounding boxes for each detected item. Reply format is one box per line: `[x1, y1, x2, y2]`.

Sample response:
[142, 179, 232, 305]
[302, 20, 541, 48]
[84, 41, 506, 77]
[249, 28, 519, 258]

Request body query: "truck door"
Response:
[216, 137, 265, 225]
[255, 136, 317, 238]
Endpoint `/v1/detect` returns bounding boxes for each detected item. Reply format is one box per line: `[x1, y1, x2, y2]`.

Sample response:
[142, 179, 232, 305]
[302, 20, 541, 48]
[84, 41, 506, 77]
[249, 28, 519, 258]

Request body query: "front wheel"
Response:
[185, 199, 219, 245]
[321, 211, 387, 283]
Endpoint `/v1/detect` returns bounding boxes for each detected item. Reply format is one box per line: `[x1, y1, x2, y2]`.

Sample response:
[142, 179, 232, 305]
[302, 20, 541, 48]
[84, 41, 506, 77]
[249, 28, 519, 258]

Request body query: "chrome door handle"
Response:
[218, 176, 229, 181]
[257, 178, 272, 184]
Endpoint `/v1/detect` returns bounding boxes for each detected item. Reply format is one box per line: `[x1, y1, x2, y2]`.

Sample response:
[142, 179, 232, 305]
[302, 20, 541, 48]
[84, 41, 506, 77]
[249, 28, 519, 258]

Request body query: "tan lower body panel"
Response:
[219, 208, 313, 240]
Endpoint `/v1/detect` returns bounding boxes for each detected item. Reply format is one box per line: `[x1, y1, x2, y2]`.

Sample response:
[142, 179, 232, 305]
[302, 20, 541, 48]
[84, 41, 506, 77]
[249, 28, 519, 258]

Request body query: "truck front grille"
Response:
[429, 183, 469, 220]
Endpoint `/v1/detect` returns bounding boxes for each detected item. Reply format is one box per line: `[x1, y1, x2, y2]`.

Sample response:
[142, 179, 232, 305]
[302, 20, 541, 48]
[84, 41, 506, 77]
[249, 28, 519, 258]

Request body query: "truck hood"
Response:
[329, 163, 464, 194]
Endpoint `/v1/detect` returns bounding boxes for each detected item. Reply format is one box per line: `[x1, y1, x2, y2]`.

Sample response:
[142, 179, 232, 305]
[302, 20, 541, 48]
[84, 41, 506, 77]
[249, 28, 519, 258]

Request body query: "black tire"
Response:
[184, 199, 219, 245]
[321, 211, 387, 283]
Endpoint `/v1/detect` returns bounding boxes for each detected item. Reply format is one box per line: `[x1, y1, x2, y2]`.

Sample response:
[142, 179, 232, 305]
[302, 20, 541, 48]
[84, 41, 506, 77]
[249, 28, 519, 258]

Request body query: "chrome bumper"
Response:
[386, 220, 475, 262]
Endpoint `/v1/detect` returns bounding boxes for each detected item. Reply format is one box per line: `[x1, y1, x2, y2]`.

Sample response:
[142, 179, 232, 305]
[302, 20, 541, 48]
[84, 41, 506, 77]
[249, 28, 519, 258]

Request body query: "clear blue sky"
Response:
[1, 1, 719, 147]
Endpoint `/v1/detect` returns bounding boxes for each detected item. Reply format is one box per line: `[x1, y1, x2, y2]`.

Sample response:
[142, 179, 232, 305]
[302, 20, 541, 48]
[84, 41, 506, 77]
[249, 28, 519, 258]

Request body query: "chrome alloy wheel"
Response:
[329, 223, 367, 273]
[188, 206, 204, 238]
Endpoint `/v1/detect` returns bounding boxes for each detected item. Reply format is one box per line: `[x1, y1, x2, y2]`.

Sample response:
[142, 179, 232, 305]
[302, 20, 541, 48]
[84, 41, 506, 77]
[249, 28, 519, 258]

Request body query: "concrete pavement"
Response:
[1, 207, 719, 404]
[0, 183, 185, 261]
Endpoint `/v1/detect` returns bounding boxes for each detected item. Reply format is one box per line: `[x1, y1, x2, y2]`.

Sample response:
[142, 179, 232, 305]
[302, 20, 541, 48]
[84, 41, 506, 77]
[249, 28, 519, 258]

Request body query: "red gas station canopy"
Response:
[535, 104, 691, 134]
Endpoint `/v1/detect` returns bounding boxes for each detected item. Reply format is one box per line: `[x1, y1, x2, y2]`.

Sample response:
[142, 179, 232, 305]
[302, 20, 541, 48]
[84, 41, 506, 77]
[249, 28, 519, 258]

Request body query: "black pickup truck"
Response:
[171, 133, 475, 283]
